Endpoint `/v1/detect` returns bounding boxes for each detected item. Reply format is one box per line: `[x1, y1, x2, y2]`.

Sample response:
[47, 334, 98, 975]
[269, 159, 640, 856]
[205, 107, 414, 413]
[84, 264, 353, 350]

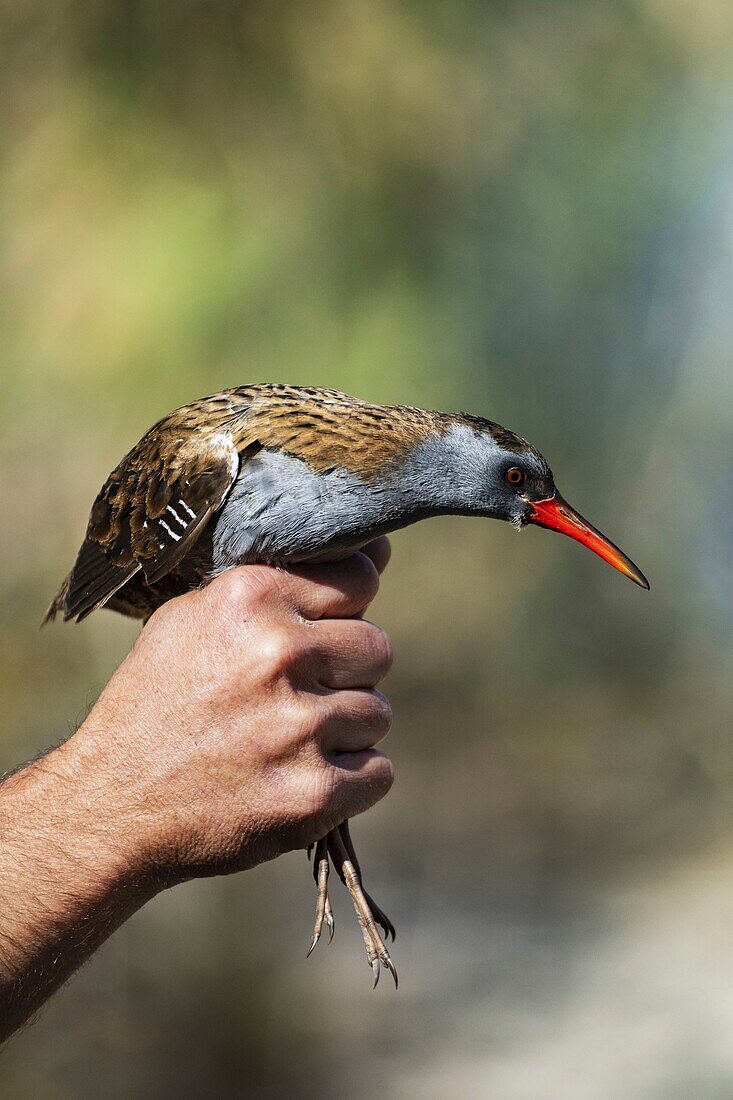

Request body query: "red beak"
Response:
[527, 494, 649, 589]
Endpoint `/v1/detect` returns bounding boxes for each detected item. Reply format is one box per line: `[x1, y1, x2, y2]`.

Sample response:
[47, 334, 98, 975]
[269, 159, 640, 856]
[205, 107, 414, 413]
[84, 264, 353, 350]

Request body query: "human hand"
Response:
[76, 539, 395, 886]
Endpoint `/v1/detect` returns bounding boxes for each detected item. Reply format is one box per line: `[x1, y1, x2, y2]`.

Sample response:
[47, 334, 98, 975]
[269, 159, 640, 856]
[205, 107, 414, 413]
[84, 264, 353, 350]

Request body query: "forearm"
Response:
[0, 726, 155, 1041]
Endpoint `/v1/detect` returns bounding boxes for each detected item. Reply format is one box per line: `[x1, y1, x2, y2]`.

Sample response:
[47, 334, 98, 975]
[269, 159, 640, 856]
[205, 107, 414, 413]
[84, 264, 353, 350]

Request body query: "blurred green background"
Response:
[1, 2, 732, 1097]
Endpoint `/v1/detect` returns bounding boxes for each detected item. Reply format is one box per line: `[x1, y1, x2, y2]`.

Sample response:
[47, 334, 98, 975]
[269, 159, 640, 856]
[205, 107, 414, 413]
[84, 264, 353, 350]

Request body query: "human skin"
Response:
[0, 539, 394, 1042]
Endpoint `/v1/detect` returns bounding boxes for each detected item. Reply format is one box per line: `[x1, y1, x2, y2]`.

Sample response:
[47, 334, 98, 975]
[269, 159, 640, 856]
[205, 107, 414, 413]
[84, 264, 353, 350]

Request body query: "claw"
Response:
[383, 956, 399, 989]
[307, 933, 320, 958]
[371, 957, 380, 988]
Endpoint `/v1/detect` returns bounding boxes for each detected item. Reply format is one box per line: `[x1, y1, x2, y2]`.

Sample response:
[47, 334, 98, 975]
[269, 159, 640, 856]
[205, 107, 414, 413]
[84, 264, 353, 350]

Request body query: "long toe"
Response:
[307, 838, 331, 957]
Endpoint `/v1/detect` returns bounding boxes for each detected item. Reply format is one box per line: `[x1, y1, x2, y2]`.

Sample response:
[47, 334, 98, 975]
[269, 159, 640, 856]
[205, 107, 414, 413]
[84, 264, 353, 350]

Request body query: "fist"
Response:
[81, 540, 395, 884]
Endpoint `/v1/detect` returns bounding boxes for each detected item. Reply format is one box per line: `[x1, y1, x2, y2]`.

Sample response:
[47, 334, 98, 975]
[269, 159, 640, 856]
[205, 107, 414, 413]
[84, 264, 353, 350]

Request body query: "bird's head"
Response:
[459, 415, 649, 589]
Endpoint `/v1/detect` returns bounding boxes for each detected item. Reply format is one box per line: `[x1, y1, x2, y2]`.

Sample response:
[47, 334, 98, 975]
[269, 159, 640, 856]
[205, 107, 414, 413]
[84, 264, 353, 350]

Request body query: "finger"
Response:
[316, 689, 393, 753]
[360, 536, 391, 576]
[325, 749, 395, 820]
[309, 619, 393, 689]
[283, 554, 381, 620]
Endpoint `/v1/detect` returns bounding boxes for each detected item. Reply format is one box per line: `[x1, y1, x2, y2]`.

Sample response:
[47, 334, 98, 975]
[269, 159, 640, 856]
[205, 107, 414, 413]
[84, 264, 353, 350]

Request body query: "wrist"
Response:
[0, 726, 159, 1034]
[0, 724, 159, 917]
[60, 716, 165, 897]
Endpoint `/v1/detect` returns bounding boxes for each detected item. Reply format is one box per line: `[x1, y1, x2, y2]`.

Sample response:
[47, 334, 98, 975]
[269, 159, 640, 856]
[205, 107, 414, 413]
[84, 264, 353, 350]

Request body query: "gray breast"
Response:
[210, 424, 493, 571]
[211, 448, 408, 569]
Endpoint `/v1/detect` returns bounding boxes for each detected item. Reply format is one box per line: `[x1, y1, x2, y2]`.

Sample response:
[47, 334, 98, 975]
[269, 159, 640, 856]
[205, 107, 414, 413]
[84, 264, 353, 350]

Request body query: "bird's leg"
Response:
[307, 836, 334, 956]
[327, 825, 398, 988]
[338, 820, 395, 942]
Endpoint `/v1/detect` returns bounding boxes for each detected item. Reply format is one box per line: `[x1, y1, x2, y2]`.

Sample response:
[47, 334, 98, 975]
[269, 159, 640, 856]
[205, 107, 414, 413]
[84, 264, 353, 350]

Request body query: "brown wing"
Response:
[45, 429, 240, 623]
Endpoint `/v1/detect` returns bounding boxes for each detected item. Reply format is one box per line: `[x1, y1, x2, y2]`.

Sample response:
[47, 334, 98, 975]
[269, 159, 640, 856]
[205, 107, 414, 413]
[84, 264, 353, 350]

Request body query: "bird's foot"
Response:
[306, 823, 398, 987]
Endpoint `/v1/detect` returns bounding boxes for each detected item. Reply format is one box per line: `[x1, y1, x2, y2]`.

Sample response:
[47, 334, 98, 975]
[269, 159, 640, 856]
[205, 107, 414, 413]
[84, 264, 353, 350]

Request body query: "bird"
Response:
[44, 383, 649, 987]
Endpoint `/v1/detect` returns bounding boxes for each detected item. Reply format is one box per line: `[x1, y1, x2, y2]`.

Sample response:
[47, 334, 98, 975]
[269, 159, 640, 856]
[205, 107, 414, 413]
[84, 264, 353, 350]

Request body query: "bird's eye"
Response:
[505, 467, 525, 486]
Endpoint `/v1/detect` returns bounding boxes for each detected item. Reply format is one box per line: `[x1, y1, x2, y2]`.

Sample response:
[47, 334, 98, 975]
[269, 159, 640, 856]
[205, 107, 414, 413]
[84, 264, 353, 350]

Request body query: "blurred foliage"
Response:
[0, 1, 732, 1097]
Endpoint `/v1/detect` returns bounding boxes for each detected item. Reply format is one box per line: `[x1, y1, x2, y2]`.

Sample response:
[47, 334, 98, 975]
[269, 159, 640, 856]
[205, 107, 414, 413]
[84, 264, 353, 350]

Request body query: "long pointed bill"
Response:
[527, 494, 650, 589]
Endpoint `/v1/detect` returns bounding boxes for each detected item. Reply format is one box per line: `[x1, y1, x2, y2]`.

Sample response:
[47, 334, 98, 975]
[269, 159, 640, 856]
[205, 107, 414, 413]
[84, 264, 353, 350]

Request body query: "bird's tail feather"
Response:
[41, 573, 71, 626]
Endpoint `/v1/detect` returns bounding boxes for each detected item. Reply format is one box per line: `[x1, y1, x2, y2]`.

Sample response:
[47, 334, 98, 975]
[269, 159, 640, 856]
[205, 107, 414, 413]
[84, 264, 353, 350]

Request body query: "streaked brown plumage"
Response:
[44, 384, 540, 625]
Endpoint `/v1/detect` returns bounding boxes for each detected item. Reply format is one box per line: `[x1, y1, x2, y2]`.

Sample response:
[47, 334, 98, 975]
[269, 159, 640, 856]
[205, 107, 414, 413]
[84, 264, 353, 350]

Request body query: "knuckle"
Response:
[208, 567, 275, 616]
[253, 624, 301, 681]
